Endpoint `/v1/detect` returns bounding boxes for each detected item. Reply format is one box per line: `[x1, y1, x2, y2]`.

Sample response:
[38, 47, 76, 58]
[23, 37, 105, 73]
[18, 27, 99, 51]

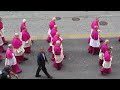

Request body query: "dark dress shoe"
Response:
[47, 76, 53, 79]
[3, 42, 8, 45]
[24, 57, 28, 60]
[31, 40, 34, 43]
[2, 50, 6, 53]
[18, 61, 23, 64]
[35, 75, 41, 77]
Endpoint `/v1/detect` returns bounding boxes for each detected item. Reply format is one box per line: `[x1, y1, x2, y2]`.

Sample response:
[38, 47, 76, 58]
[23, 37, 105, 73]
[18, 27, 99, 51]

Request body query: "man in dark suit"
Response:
[35, 47, 53, 79]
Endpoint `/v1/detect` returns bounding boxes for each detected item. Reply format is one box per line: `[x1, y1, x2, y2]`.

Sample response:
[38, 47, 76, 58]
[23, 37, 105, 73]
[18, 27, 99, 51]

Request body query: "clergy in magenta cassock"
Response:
[100, 47, 113, 74]
[88, 26, 100, 55]
[20, 19, 26, 32]
[50, 25, 58, 41]
[0, 17, 8, 45]
[5, 44, 22, 74]
[90, 18, 103, 43]
[53, 40, 64, 70]
[99, 40, 109, 66]
[51, 32, 63, 61]
[12, 33, 26, 63]
[47, 17, 56, 43]
[91, 18, 99, 30]
[48, 25, 58, 53]
[52, 32, 63, 46]
[0, 32, 6, 53]
[22, 27, 32, 53]
[20, 19, 26, 40]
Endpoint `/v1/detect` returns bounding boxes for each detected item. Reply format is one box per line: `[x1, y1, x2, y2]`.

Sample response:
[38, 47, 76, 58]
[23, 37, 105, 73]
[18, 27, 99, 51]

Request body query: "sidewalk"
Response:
[0, 11, 120, 39]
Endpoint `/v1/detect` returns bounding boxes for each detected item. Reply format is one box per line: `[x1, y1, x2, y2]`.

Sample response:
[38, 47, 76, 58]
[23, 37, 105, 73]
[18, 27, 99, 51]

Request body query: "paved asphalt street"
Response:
[0, 38, 120, 79]
[0, 11, 120, 79]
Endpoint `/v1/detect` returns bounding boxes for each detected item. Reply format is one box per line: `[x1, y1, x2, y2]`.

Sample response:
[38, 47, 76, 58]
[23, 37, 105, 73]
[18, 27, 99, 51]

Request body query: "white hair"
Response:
[52, 17, 56, 21]
[23, 19, 26, 22]
[8, 44, 12, 47]
[15, 33, 19, 36]
[56, 40, 61, 44]
[105, 39, 109, 43]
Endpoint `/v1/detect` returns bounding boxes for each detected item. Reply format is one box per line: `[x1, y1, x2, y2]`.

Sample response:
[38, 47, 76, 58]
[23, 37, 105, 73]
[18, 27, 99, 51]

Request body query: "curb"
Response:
[5, 33, 120, 40]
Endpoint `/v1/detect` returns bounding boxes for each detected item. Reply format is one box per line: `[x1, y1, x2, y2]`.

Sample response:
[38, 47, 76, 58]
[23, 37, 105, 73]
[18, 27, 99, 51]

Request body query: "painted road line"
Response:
[4, 33, 120, 40]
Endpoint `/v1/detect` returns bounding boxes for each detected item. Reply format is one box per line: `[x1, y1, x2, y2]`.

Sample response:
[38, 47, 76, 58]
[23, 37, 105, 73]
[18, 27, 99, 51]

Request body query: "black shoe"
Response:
[47, 76, 53, 79]
[101, 72, 106, 75]
[64, 55, 66, 59]
[24, 57, 28, 60]
[2, 50, 6, 53]
[18, 61, 23, 64]
[31, 40, 34, 43]
[101, 72, 104, 75]
[35, 75, 41, 77]
[3, 42, 8, 45]
[95, 52, 99, 55]
[57, 68, 61, 70]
